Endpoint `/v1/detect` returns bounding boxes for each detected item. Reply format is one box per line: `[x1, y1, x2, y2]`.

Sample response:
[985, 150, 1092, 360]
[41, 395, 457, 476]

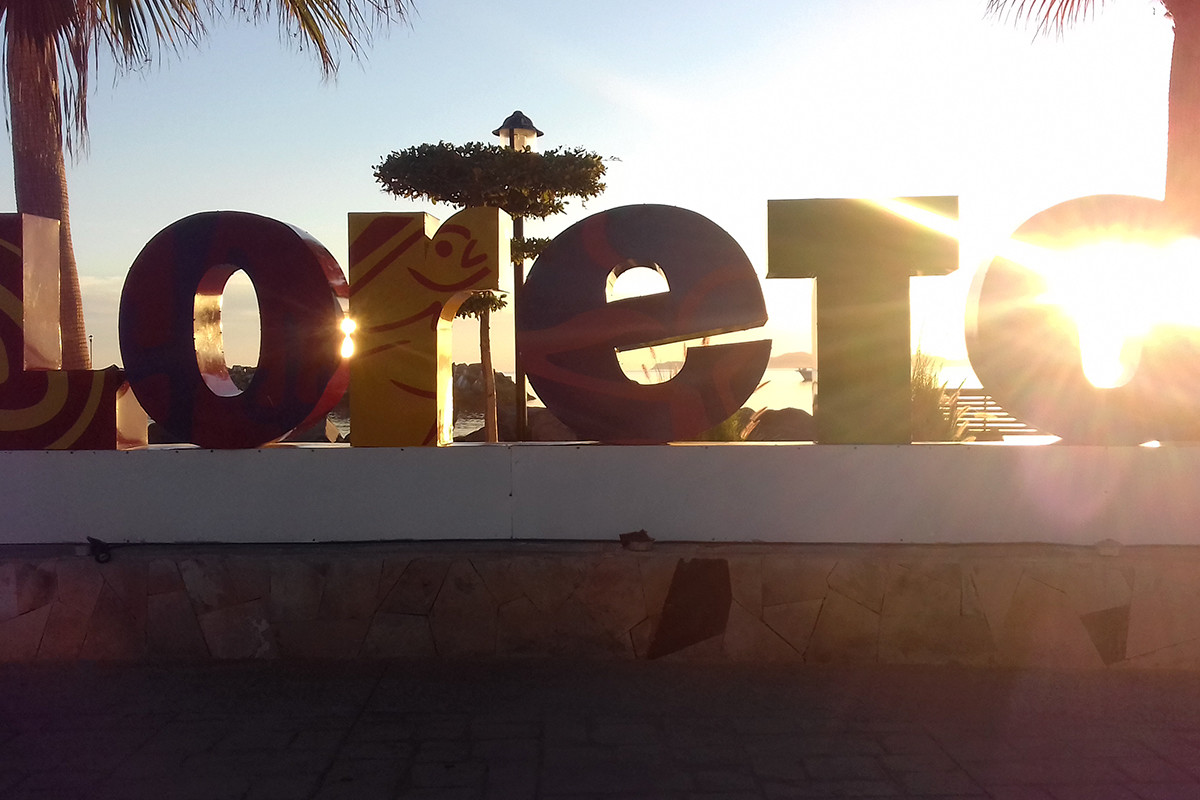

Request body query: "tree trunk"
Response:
[1165, 2, 1200, 216]
[480, 306, 499, 442]
[7, 30, 90, 369]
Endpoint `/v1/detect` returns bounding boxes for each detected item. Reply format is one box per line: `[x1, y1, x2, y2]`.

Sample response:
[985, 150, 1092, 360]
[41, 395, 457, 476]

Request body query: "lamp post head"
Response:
[493, 110, 543, 151]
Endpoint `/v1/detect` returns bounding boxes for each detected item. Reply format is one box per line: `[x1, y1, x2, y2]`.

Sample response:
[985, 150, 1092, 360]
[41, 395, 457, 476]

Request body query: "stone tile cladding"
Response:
[0, 542, 1194, 667]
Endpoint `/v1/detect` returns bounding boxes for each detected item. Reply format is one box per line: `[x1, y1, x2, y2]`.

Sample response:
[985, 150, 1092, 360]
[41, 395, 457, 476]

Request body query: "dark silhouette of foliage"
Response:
[374, 141, 606, 219]
[455, 291, 507, 321]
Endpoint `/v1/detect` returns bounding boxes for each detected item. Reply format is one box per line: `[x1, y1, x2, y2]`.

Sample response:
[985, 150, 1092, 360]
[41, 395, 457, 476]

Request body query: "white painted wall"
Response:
[1, 443, 1196, 546]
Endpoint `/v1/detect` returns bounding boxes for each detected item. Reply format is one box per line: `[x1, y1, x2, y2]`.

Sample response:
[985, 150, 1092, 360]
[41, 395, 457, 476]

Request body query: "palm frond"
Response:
[985, 0, 1103, 38]
[223, 1, 412, 76]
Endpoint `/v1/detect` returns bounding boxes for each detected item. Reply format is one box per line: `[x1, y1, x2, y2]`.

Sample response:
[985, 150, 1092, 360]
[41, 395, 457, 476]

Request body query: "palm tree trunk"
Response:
[480, 306, 499, 442]
[1165, 2, 1200, 215]
[7, 30, 90, 370]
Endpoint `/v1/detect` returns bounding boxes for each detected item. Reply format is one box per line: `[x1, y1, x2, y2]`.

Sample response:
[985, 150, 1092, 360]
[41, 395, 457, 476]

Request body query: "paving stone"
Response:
[828, 559, 890, 613]
[471, 557, 529, 606]
[79, 583, 146, 660]
[882, 751, 962, 772]
[318, 558, 382, 620]
[473, 737, 539, 762]
[13, 563, 56, 618]
[896, 769, 985, 795]
[429, 561, 497, 657]
[147, 559, 185, 595]
[147, 590, 208, 658]
[2, 657, 1200, 799]
[495, 595, 553, 655]
[750, 751, 807, 781]
[761, 556, 835, 607]
[267, 560, 324, 621]
[574, 555, 647, 639]
[803, 755, 887, 781]
[805, 589, 880, 663]
[970, 562, 1027, 641]
[243, 773, 324, 799]
[361, 612, 435, 658]
[348, 718, 417, 742]
[728, 556, 765, 617]
[100, 561, 148, 630]
[1127, 784, 1200, 799]
[672, 742, 752, 766]
[639, 555, 680, 614]
[34, 600, 90, 660]
[413, 714, 471, 740]
[416, 739, 471, 762]
[879, 566, 994, 665]
[312, 759, 402, 799]
[963, 758, 1125, 785]
[54, 558, 103, 613]
[380, 558, 451, 614]
[544, 716, 589, 743]
[179, 557, 269, 615]
[541, 749, 692, 794]
[762, 598, 824, 655]
[879, 731, 946, 755]
[1126, 563, 1200, 661]
[1045, 786, 1142, 800]
[408, 758, 486, 788]
[376, 557, 410, 603]
[981, 788, 1056, 800]
[275, 618, 369, 658]
[197, 598, 276, 659]
[693, 767, 760, 791]
[724, 599, 801, 662]
[469, 718, 538, 740]
[764, 778, 899, 797]
[996, 575, 1105, 668]
[338, 740, 414, 761]
[290, 728, 346, 752]
[0, 604, 49, 662]
[485, 760, 538, 798]
[508, 555, 591, 614]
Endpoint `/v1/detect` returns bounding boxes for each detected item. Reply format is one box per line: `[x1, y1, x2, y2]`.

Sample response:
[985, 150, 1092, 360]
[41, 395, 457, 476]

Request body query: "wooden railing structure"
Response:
[951, 390, 1045, 440]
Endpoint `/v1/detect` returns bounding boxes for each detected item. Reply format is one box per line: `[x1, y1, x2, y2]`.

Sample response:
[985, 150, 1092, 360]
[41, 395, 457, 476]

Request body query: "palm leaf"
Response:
[985, 0, 1103, 38]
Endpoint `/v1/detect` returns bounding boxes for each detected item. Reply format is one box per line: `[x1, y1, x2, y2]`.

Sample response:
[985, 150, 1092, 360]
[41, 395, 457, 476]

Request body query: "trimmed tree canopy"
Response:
[373, 141, 607, 219]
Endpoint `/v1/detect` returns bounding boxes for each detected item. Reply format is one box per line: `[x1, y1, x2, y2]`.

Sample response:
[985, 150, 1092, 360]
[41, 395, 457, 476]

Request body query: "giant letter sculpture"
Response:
[768, 197, 959, 443]
[120, 212, 349, 448]
[0, 214, 128, 449]
[348, 207, 510, 446]
[517, 204, 770, 443]
[967, 194, 1200, 443]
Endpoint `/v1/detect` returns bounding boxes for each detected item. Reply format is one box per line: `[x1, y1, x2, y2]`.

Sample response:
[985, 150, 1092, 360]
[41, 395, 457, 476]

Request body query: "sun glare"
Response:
[867, 199, 1200, 390]
[1022, 237, 1200, 388]
[340, 316, 356, 359]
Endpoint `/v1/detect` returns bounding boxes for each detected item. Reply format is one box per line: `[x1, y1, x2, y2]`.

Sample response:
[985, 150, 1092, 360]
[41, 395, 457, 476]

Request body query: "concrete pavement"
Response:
[1, 660, 1199, 799]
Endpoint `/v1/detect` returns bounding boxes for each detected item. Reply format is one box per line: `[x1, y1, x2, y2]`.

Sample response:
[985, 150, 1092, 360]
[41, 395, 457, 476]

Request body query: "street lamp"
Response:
[494, 111, 542, 441]
[493, 110, 543, 152]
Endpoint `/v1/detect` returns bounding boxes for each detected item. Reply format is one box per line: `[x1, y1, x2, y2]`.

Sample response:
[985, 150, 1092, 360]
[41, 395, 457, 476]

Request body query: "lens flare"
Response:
[340, 316, 356, 358]
[1025, 237, 1200, 388]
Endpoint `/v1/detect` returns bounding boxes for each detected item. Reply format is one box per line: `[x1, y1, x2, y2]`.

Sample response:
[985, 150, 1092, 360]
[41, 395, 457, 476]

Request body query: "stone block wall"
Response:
[1, 541, 1198, 668]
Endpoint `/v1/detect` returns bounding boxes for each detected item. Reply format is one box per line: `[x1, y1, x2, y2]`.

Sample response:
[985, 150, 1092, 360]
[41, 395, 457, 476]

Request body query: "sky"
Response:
[0, 0, 1177, 375]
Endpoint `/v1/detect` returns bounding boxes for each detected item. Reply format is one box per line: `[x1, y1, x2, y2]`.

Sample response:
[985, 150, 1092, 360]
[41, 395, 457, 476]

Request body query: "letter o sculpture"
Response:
[120, 211, 349, 448]
[967, 194, 1200, 443]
